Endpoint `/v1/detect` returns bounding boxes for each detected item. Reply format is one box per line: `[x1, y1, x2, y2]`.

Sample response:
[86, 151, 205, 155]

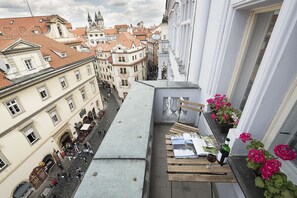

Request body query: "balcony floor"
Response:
[150, 124, 213, 198]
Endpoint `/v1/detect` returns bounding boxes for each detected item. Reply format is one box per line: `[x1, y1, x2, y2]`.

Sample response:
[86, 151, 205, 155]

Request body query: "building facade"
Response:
[95, 32, 147, 99]
[157, 15, 169, 80]
[167, 0, 297, 196]
[0, 34, 103, 197]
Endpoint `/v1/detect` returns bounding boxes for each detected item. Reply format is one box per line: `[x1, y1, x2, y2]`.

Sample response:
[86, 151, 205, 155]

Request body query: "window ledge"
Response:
[228, 156, 264, 198]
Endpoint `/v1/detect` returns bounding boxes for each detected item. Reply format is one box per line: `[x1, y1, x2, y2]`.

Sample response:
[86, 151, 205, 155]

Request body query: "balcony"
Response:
[74, 81, 245, 198]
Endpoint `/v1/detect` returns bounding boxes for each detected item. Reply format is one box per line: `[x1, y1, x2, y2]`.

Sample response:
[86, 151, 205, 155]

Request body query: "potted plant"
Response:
[239, 132, 297, 198]
[207, 94, 241, 132]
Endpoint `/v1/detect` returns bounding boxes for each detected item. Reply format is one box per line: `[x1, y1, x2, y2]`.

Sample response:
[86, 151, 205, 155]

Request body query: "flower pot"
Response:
[216, 121, 233, 133]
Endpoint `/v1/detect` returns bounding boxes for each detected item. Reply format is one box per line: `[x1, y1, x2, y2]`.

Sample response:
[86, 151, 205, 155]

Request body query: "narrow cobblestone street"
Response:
[31, 87, 121, 198]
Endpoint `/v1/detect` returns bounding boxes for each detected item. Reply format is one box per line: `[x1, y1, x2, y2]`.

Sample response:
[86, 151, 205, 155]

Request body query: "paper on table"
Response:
[173, 149, 196, 158]
[192, 137, 208, 156]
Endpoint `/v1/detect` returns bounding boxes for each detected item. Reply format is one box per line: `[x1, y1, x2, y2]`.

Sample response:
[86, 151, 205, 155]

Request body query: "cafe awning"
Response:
[80, 123, 91, 131]
[13, 182, 31, 198]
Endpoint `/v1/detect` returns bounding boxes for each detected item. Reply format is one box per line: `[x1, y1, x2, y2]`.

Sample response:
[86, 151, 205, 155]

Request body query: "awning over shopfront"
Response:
[13, 182, 31, 198]
[80, 123, 91, 131]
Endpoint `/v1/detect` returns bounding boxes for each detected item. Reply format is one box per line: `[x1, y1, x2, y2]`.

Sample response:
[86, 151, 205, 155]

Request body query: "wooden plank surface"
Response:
[178, 105, 204, 112]
[165, 130, 236, 183]
[168, 174, 237, 183]
[179, 99, 205, 107]
[168, 165, 233, 173]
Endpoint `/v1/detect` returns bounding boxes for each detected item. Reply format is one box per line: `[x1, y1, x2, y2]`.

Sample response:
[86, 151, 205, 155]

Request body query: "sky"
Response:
[0, 0, 166, 29]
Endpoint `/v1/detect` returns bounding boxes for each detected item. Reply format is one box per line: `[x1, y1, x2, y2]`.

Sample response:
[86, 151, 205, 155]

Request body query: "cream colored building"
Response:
[96, 32, 147, 99]
[0, 34, 103, 197]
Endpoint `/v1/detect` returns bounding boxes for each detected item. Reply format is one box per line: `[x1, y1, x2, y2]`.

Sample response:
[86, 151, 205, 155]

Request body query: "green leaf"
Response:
[255, 177, 265, 188]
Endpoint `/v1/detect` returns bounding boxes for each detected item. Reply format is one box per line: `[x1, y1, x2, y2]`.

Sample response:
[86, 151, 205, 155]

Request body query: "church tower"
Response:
[97, 11, 104, 29]
[87, 12, 92, 28]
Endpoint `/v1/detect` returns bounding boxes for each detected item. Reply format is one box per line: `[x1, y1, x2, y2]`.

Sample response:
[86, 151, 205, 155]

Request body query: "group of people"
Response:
[98, 129, 106, 137]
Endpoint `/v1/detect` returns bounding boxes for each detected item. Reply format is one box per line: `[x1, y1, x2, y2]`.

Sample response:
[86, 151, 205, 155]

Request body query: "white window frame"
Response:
[229, 5, 281, 110]
[5, 98, 23, 117]
[87, 65, 92, 75]
[37, 85, 49, 100]
[120, 68, 126, 74]
[75, 70, 81, 81]
[122, 80, 128, 86]
[80, 87, 87, 101]
[49, 110, 60, 125]
[90, 81, 96, 93]
[59, 76, 68, 89]
[24, 59, 34, 70]
[67, 97, 76, 111]
[0, 152, 9, 172]
[22, 125, 40, 145]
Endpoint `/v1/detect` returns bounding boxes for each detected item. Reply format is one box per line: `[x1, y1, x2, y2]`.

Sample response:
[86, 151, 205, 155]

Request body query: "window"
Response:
[75, 70, 81, 81]
[67, 98, 75, 111]
[100, 34, 103, 36]
[135, 76, 139, 81]
[24, 59, 34, 70]
[49, 110, 60, 125]
[163, 35, 166, 40]
[0, 152, 9, 172]
[5, 98, 22, 116]
[38, 86, 49, 100]
[87, 65, 92, 75]
[134, 55, 137, 60]
[59, 77, 68, 89]
[132, 56, 135, 61]
[134, 66, 138, 72]
[44, 56, 51, 62]
[90, 34, 93, 37]
[122, 80, 128, 86]
[231, 9, 279, 110]
[95, 34, 98, 37]
[80, 88, 87, 100]
[120, 68, 126, 74]
[119, 57, 122, 62]
[119, 56, 125, 62]
[22, 126, 40, 145]
[140, 53, 142, 58]
[90, 81, 96, 93]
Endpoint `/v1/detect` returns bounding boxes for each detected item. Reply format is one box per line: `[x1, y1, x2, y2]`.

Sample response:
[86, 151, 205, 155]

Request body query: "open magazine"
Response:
[171, 133, 217, 158]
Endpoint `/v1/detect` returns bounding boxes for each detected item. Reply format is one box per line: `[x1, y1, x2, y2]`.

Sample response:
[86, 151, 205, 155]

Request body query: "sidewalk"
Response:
[29, 87, 121, 198]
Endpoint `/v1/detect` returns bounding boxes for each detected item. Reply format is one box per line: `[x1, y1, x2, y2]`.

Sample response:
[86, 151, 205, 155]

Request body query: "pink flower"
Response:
[223, 114, 229, 120]
[211, 113, 217, 120]
[260, 159, 281, 180]
[274, 144, 297, 160]
[247, 149, 266, 164]
[239, 132, 252, 143]
[207, 98, 214, 104]
[226, 102, 231, 106]
[215, 102, 221, 109]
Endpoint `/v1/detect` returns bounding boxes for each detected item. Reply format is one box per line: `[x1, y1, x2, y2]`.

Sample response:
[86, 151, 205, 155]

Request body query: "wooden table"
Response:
[165, 123, 236, 183]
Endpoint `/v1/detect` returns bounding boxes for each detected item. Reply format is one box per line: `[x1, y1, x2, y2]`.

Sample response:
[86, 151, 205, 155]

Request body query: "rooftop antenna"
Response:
[26, 0, 37, 33]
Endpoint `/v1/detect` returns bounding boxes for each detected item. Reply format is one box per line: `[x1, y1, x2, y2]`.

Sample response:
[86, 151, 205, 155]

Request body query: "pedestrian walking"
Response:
[86, 141, 91, 149]
[51, 178, 58, 186]
[83, 156, 88, 164]
[57, 163, 64, 173]
[74, 142, 81, 153]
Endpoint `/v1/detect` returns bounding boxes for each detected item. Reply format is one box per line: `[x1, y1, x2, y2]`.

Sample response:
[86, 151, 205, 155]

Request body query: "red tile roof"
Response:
[72, 27, 87, 37]
[0, 70, 12, 88]
[0, 34, 94, 89]
[104, 28, 117, 35]
[0, 15, 71, 36]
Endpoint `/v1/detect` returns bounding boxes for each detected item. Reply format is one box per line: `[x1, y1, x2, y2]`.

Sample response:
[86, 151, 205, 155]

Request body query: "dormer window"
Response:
[52, 50, 67, 58]
[44, 56, 51, 62]
[24, 59, 35, 70]
[10, 20, 14, 24]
